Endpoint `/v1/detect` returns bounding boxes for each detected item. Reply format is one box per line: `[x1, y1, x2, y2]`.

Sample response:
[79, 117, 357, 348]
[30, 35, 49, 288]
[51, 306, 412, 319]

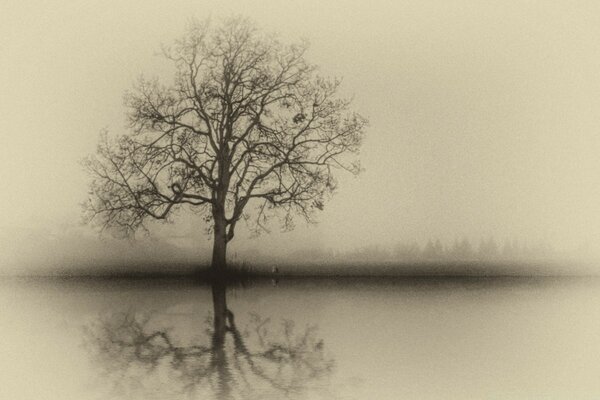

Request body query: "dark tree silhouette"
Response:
[82, 17, 367, 271]
[84, 283, 333, 399]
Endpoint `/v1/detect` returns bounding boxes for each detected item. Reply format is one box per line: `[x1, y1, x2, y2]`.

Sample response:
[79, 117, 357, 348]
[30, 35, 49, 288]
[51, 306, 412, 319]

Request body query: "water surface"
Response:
[1, 276, 599, 399]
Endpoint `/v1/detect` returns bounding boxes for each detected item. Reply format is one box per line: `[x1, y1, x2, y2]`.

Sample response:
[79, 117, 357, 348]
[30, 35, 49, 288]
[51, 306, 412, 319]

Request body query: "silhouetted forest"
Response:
[267, 237, 558, 265]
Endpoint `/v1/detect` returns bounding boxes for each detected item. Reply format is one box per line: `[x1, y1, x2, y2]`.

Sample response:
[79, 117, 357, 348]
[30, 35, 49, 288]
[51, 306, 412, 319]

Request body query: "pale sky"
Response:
[2, 0, 600, 270]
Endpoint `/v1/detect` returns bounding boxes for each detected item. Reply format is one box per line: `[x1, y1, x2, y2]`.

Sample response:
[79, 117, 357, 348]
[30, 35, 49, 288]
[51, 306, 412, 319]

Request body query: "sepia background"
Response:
[2, 0, 600, 272]
[3, 2, 600, 400]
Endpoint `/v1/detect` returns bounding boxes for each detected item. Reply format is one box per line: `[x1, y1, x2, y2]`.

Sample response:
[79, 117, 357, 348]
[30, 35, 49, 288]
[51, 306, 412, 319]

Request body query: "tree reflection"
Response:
[84, 281, 334, 399]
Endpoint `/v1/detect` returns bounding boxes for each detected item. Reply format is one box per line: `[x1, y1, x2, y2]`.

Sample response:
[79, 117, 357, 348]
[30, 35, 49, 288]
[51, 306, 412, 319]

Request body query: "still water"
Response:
[1, 276, 600, 399]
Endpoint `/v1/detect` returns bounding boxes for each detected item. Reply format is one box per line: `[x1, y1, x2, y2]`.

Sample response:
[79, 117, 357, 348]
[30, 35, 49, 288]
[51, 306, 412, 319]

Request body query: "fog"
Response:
[2, 0, 600, 273]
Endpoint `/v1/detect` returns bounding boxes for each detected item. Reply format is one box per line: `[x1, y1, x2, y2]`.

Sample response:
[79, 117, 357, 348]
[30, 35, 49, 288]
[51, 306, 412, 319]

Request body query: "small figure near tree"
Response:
[83, 17, 367, 272]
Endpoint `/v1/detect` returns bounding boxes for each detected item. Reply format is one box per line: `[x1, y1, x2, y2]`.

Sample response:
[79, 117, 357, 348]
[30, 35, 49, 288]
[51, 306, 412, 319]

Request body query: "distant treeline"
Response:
[286, 237, 556, 263]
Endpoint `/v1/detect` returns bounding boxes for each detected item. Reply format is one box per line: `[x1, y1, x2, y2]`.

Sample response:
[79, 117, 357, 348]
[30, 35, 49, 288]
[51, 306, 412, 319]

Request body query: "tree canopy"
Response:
[83, 17, 367, 269]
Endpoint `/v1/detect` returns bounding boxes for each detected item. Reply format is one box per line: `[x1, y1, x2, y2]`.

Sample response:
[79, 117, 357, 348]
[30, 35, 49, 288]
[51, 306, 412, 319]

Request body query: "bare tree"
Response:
[83, 17, 367, 271]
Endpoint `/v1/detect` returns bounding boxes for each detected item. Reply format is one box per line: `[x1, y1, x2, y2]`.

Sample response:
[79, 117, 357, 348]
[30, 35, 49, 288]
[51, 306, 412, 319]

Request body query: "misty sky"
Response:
[2, 0, 600, 269]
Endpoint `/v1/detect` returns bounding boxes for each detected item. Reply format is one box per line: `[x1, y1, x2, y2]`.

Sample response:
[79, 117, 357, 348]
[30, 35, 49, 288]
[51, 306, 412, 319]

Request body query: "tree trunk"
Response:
[212, 152, 230, 273]
[211, 281, 228, 341]
[210, 281, 231, 397]
[211, 214, 228, 272]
